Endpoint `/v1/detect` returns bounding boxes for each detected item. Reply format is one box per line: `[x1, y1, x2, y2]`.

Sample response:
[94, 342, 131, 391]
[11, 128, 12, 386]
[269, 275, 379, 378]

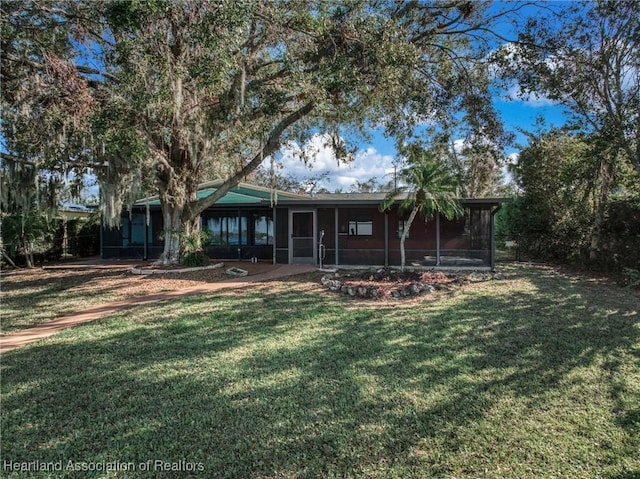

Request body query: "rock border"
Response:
[129, 262, 225, 275]
[320, 269, 498, 300]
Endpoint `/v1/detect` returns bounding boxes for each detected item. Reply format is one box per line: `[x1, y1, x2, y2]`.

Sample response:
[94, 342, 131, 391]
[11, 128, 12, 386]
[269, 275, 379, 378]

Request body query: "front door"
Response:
[290, 210, 315, 264]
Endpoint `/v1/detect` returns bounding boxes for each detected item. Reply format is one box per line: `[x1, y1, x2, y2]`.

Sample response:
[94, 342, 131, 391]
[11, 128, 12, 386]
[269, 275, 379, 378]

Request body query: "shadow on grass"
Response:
[1, 266, 639, 478]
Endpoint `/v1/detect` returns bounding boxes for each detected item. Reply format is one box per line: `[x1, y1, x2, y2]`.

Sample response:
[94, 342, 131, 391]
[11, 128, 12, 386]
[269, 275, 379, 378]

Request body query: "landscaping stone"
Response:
[130, 262, 224, 275]
[226, 267, 248, 278]
[320, 269, 496, 301]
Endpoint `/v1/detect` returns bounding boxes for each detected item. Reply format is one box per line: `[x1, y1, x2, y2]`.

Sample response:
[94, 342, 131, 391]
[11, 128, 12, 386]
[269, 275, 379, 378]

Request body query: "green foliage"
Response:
[502, 132, 592, 260]
[181, 227, 210, 253]
[622, 268, 640, 288]
[1, 210, 53, 267]
[382, 144, 463, 221]
[500, 130, 640, 271]
[180, 250, 210, 268]
[497, 0, 640, 177]
[0, 0, 101, 215]
[597, 200, 640, 271]
[4, 0, 515, 264]
[63, 213, 101, 257]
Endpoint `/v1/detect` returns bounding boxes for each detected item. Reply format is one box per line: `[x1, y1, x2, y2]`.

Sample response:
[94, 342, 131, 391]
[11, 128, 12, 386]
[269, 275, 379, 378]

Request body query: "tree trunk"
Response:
[182, 214, 202, 253]
[154, 139, 197, 265]
[23, 238, 34, 268]
[157, 204, 183, 265]
[589, 157, 614, 261]
[1, 249, 19, 268]
[400, 206, 418, 271]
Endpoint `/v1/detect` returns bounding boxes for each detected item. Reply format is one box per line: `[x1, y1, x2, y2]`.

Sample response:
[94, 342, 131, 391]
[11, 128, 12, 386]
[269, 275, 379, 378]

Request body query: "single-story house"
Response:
[101, 180, 508, 269]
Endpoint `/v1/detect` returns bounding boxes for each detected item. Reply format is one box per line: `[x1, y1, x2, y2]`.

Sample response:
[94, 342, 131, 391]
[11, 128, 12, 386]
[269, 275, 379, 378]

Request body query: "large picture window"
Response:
[254, 215, 273, 245]
[205, 215, 248, 246]
[122, 213, 151, 246]
[348, 213, 373, 236]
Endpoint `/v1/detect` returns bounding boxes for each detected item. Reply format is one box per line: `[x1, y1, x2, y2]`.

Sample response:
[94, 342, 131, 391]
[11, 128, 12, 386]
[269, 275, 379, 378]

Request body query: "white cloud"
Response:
[452, 138, 466, 154]
[505, 83, 556, 107]
[274, 134, 396, 191]
[491, 43, 558, 108]
[502, 152, 519, 185]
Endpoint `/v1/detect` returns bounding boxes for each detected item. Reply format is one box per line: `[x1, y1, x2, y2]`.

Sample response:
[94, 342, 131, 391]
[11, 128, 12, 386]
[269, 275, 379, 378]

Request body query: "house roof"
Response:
[134, 180, 308, 207]
[133, 180, 510, 208]
[290, 192, 510, 207]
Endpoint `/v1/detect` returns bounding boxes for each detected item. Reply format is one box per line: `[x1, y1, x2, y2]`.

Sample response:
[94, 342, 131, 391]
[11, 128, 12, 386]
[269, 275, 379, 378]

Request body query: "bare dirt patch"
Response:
[0, 261, 278, 334]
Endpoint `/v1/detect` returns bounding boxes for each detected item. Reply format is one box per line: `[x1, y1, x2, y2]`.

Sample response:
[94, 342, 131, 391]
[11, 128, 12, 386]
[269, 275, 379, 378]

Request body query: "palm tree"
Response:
[381, 144, 463, 270]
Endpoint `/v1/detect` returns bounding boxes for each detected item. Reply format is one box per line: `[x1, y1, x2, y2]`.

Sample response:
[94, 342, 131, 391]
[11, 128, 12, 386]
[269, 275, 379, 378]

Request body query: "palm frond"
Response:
[381, 143, 463, 220]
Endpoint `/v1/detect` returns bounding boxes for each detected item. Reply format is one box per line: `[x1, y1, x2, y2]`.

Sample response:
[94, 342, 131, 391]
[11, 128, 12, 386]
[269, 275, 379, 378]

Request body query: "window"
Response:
[122, 213, 151, 246]
[398, 220, 410, 239]
[254, 215, 273, 245]
[131, 214, 146, 244]
[205, 214, 248, 246]
[348, 213, 373, 236]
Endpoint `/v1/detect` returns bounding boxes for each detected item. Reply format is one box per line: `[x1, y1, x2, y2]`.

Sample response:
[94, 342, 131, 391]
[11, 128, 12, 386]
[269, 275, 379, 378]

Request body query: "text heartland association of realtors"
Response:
[2, 459, 205, 473]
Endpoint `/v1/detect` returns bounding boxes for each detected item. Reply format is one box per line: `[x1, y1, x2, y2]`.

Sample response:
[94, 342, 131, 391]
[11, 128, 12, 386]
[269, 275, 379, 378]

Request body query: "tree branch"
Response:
[0, 152, 37, 166]
[187, 102, 315, 217]
[1, 52, 119, 83]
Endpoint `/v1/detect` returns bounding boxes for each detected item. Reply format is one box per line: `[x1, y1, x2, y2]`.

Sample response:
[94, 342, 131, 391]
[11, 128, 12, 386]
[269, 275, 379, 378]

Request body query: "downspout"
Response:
[490, 204, 502, 271]
[436, 213, 441, 266]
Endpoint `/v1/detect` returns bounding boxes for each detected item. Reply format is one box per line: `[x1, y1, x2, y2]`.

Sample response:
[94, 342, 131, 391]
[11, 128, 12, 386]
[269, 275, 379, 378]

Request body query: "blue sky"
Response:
[274, 97, 568, 192]
[274, 74, 570, 192]
[273, 2, 572, 193]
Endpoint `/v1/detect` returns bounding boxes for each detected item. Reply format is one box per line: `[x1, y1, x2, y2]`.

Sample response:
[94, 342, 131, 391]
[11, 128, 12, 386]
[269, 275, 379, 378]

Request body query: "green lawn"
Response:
[1, 265, 639, 478]
[0, 268, 136, 334]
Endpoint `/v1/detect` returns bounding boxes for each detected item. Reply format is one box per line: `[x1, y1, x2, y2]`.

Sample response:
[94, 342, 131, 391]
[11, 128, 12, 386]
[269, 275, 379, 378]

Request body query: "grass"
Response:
[1, 264, 639, 478]
[0, 266, 223, 335]
[0, 268, 136, 334]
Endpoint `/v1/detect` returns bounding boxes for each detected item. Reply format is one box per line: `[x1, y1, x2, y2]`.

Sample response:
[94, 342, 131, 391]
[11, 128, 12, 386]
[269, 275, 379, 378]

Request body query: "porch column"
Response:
[334, 207, 339, 266]
[490, 205, 502, 271]
[99, 214, 104, 259]
[436, 213, 441, 266]
[272, 207, 277, 265]
[384, 212, 389, 267]
[144, 201, 149, 260]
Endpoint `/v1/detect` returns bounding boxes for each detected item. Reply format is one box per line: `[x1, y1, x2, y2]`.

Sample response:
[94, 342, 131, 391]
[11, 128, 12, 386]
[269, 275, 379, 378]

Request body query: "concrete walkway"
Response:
[0, 264, 316, 354]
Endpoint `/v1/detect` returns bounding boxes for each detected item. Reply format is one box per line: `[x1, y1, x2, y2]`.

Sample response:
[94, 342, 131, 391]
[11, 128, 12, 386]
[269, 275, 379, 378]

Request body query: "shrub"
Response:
[180, 251, 209, 267]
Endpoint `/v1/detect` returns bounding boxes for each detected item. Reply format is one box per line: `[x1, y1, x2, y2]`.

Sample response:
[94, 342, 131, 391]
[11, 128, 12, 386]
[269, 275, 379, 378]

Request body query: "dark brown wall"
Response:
[102, 203, 494, 266]
[275, 207, 289, 263]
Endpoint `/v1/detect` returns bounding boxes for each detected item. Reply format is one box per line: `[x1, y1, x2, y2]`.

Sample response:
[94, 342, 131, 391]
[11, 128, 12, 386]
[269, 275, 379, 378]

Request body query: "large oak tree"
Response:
[3, 0, 516, 264]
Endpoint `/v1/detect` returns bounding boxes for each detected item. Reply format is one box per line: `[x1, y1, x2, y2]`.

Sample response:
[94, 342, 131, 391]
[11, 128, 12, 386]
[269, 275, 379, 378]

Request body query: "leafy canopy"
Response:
[382, 144, 463, 221]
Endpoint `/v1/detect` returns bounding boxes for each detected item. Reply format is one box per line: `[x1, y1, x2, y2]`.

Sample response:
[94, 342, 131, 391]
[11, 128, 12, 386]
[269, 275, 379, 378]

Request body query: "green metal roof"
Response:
[134, 180, 510, 208]
[140, 189, 266, 207]
[134, 181, 310, 207]
[197, 188, 266, 204]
